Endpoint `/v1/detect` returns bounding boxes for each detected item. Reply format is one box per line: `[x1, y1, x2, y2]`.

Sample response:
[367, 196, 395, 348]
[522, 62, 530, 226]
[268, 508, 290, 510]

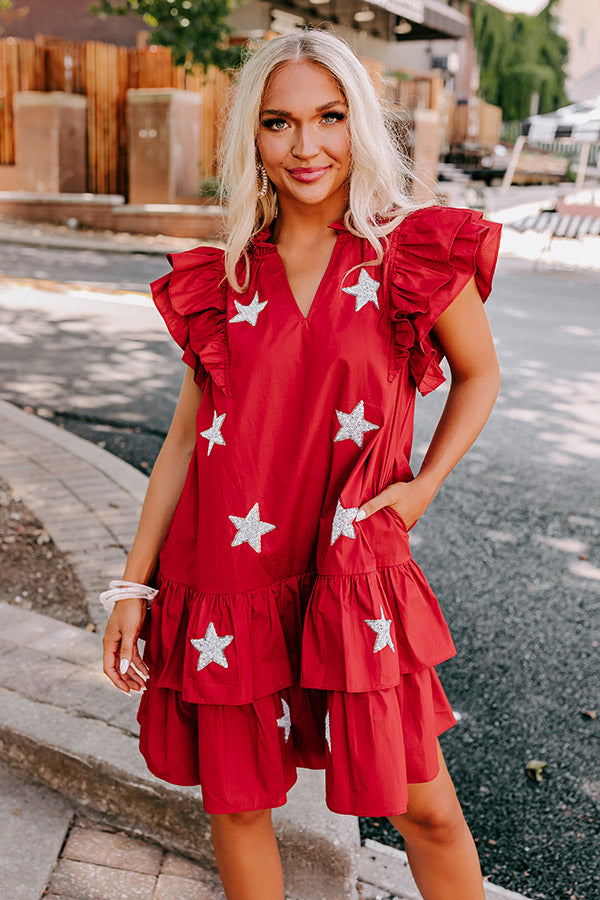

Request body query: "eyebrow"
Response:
[260, 100, 347, 117]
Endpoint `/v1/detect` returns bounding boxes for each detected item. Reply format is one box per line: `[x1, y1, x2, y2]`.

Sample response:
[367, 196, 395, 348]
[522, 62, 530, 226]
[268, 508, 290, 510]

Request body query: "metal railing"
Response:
[501, 119, 599, 166]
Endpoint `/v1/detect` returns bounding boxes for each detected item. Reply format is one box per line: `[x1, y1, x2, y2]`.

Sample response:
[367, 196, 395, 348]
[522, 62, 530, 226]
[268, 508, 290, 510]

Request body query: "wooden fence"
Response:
[0, 35, 230, 196]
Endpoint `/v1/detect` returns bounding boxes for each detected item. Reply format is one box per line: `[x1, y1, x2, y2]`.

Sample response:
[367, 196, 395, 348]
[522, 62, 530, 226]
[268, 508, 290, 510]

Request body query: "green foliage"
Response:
[90, 0, 244, 70]
[199, 175, 221, 197]
[472, 0, 569, 121]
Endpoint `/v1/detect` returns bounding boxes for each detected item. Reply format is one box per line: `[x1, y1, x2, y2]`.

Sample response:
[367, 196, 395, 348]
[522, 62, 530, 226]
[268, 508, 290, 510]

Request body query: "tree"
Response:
[90, 0, 244, 70]
[472, 0, 569, 121]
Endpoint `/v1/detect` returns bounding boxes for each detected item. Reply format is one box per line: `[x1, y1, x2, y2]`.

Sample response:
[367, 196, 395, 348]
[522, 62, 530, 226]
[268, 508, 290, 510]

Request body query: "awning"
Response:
[522, 99, 600, 142]
[368, 0, 470, 39]
[265, 0, 470, 42]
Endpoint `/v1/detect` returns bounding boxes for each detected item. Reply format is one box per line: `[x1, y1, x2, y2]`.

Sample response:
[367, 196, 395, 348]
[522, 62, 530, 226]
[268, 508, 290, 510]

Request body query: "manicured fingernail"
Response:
[356, 509, 366, 521]
[119, 658, 130, 675]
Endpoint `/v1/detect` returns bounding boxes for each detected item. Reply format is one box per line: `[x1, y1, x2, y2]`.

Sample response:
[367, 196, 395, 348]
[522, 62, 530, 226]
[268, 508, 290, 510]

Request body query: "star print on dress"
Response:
[342, 268, 380, 311]
[229, 291, 268, 326]
[331, 498, 359, 545]
[200, 410, 226, 456]
[190, 622, 234, 671]
[277, 697, 291, 742]
[325, 709, 331, 752]
[364, 605, 396, 653]
[334, 401, 379, 448]
[229, 502, 276, 553]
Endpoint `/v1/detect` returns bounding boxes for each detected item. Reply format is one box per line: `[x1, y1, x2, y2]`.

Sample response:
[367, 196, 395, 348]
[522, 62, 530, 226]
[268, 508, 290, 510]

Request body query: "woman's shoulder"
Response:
[385, 205, 502, 395]
[388, 203, 501, 245]
[151, 244, 227, 318]
[386, 203, 502, 316]
[386, 204, 502, 283]
[166, 244, 225, 274]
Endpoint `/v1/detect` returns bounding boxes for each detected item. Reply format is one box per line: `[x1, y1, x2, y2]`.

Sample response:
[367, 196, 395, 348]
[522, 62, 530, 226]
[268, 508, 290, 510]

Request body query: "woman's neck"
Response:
[270, 194, 348, 246]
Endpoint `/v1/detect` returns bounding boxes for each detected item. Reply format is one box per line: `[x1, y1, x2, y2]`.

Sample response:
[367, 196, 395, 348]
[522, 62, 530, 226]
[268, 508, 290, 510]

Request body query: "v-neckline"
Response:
[274, 232, 342, 325]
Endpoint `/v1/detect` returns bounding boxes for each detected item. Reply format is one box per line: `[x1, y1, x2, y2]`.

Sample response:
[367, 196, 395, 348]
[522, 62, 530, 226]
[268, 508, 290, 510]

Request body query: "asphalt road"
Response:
[0, 243, 598, 900]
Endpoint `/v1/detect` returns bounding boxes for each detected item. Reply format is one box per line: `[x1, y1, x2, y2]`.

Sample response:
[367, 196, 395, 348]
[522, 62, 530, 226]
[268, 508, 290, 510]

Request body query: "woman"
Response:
[102, 29, 501, 900]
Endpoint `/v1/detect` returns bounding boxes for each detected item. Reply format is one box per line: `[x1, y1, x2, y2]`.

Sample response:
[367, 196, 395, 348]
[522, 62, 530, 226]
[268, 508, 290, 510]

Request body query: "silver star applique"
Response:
[342, 268, 380, 312]
[325, 709, 331, 752]
[334, 401, 379, 448]
[364, 605, 396, 654]
[200, 410, 226, 456]
[331, 498, 359, 545]
[229, 501, 276, 553]
[277, 697, 291, 742]
[190, 622, 234, 671]
[229, 291, 268, 326]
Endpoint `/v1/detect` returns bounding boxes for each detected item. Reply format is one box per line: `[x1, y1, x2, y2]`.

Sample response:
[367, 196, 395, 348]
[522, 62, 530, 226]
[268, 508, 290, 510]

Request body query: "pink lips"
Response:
[287, 166, 330, 183]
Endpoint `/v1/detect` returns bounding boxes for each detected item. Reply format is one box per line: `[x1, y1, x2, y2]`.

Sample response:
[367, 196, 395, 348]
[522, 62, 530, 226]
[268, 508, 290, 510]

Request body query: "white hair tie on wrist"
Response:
[99, 580, 158, 615]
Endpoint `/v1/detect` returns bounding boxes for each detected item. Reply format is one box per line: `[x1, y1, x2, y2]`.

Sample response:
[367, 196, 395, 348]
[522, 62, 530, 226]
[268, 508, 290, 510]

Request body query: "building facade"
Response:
[1, 0, 144, 46]
[4, 0, 476, 99]
[552, 0, 600, 101]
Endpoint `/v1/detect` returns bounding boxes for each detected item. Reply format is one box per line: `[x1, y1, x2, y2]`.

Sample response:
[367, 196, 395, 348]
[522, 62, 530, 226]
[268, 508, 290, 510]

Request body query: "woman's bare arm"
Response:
[103, 366, 203, 693]
[358, 276, 501, 528]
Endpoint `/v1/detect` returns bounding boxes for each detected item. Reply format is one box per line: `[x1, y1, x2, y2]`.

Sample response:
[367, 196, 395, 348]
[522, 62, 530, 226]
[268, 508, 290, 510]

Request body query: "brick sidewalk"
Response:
[0, 600, 140, 736]
[44, 815, 226, 900]
[0, 398, 147, 627]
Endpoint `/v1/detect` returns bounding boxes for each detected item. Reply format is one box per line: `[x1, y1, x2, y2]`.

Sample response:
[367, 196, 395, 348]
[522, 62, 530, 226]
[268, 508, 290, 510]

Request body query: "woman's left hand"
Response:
[356, 476, 435, 531]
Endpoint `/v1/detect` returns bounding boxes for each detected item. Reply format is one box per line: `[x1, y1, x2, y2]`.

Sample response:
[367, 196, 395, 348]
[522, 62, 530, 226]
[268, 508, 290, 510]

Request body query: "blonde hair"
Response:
[220, 29, 429, 292]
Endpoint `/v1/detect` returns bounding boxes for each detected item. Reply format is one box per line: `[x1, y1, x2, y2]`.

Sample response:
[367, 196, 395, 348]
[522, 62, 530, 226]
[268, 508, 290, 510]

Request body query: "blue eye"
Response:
[322, 111, 346, 124]
[261, 118, 287, 131]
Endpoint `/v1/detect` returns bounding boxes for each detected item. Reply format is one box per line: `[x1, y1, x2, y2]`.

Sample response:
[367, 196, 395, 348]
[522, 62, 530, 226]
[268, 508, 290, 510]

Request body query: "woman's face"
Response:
[256, 59, 351, 214]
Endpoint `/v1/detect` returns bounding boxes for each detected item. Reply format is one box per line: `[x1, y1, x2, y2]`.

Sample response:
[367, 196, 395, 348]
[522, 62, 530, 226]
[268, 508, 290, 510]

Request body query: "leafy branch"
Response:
[90, 0, 244, 70]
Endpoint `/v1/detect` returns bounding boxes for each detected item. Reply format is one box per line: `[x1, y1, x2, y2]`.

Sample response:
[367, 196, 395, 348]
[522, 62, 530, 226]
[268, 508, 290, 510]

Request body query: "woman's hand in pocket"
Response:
[356, 476, 435, 531]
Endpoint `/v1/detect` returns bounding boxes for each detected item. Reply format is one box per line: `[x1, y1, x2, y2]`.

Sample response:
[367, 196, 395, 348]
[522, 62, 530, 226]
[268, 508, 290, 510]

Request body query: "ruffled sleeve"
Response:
[150, 246, 231, 398]
[387, 205, 502, 395]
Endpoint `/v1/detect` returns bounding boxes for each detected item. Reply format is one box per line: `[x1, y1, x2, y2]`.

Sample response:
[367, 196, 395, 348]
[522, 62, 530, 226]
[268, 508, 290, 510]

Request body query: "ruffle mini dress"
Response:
[137, 204, 502, 817]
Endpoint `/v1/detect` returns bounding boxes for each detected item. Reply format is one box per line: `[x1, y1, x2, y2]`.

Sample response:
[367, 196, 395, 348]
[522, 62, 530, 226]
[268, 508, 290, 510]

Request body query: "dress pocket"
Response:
[360, 503, 411, 569]
[382, 502, 408, 532]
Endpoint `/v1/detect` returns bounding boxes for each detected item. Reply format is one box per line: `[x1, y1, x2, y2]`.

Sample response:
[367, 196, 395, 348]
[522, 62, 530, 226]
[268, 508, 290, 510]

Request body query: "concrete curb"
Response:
[0, 682, 359, 900]
[0, 399, 145, 627]
[1, 188, 598, 278]
[0, 227, 197, 257]
[0, 184, 579, 255]
[358, 840, 532, 899]
[0, 398, 148, 502]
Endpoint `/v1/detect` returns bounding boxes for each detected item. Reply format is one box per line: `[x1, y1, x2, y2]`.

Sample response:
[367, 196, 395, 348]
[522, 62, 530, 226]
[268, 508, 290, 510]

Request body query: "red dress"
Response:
[137, 205, 502, 816]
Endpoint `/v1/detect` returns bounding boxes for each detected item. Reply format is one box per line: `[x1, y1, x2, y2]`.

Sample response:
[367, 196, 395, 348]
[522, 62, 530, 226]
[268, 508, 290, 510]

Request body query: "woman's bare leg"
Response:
[388, 740, 485, 900]
[210, 808, 284, 900]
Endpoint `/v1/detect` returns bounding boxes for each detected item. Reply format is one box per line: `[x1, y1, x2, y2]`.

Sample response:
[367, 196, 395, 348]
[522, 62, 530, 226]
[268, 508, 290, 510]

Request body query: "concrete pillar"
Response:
[127, 89, 203, 204]
[412, 108, 441, 204]
[13, 92, 87, 193]
[501, 134, 527, 192]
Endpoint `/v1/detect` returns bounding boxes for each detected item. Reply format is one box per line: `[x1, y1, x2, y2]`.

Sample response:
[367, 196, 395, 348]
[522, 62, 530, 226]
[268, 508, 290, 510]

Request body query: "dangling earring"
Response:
[257, 163, 268, 198]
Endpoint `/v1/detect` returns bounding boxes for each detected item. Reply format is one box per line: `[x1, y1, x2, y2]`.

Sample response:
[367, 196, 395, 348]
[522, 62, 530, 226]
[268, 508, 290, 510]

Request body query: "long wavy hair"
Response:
[219, 29, 430, 292]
